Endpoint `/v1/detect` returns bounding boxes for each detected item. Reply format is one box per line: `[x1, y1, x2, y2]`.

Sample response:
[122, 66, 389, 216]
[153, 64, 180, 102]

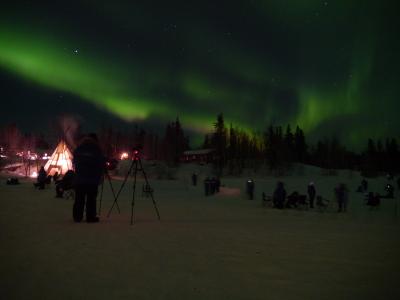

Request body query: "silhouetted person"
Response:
[316, 195, 327, 209]
[7, 178, 20, 185]
[307, 182, 316, 208]
[210, 177, 217, 195]
[34, 166, 47, 190]
[335, 183, 348, 212]
[246, 179, 254, 200]
[56, 170, 76, 198]
[204, 177, 211, 196]
[361, 179, 368, 192]
[72, 134, 105, 223]
[273, 181, 286, 209]
[286, 191, 299, 208]
[215, 178, 221, 193]
[53, 172, 60, 183]
[191, 173, 197, 186]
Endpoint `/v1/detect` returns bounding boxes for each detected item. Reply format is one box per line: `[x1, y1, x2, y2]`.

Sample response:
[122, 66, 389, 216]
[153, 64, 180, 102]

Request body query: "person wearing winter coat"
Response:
[72, 133, 105, 223]
[55, 170, 76, 198]
[246, 179, 255, 200]
[34, 166, 47, 190]
[335, 183, 349, 212]
[307, 182, 316, 208]
[273, 181, 286, 209]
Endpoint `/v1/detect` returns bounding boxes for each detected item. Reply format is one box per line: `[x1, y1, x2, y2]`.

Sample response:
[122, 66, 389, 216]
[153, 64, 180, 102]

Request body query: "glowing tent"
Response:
[44, 140, 73, 175]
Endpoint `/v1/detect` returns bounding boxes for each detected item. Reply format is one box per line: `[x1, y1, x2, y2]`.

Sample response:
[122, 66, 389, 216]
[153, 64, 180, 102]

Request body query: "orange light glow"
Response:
[120, 152, 129, 160]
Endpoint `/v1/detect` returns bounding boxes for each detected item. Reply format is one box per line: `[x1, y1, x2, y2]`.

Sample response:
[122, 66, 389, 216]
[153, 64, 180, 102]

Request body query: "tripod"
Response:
[107, 151, 160, 225]
[98, 169, 120, 216]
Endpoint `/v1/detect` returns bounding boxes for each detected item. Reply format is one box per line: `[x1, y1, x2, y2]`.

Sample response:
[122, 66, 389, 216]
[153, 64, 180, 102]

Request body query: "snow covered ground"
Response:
[1, 164, 399, 300]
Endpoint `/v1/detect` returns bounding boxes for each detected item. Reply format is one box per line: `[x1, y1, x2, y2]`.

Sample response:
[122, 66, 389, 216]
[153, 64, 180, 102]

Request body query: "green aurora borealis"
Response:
[0, 1, 399, 148]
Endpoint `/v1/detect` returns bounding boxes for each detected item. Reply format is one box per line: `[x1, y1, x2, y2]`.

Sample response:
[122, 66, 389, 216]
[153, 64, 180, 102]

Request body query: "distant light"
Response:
[74, 49, 79, 54]
[120, 152, 129, 160]
[30, 171, 38, 178]
[29, 153, 38, 160]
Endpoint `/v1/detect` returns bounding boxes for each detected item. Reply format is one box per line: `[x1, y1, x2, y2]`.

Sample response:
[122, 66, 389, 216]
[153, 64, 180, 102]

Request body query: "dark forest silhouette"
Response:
[1, 114, 399, 177]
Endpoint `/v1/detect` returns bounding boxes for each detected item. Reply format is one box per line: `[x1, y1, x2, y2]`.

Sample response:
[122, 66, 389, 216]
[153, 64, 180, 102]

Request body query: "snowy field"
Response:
[1, 165, 400, 300]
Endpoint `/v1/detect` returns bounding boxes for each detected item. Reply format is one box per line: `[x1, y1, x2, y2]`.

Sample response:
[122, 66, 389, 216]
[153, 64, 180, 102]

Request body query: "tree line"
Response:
[1, 114, 399, 176]
[205, 113, 400, 176]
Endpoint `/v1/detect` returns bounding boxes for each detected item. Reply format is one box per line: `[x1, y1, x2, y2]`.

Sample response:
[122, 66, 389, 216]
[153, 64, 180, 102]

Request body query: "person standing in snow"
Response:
[72, 133, 105, 223]
[204, 177, 211, 196]
[34, 166, 47, 190]
[191, 173, 197, 186]
[307, 182, 316, 208]
[273, 181, 286, 209]
[246, 179, 255, 200]
[335, 183, 349, 212]
[215, 177, 221, 193]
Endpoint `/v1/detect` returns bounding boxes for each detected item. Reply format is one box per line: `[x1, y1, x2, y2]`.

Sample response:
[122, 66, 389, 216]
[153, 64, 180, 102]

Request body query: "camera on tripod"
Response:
[106, 144, 160, 225]
[132, 145, 143, 160]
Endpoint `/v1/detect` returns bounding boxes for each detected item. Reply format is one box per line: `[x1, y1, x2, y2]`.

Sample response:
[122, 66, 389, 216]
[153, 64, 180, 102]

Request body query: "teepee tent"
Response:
[44, 140, 73, 175]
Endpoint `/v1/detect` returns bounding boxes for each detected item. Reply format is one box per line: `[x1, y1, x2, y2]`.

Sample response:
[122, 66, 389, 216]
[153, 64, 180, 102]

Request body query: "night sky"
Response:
[0, 1, 399, 149]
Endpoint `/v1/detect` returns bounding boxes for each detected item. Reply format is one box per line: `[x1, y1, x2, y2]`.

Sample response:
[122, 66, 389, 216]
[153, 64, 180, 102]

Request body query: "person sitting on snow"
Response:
[366, 192, 380, 207]
[286, 191, 299, 208]
[55, 170, 76, 198]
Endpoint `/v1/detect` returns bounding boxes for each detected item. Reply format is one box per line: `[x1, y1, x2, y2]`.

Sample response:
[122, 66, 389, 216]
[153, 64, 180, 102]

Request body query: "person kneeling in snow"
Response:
[72, 133, 105, 223]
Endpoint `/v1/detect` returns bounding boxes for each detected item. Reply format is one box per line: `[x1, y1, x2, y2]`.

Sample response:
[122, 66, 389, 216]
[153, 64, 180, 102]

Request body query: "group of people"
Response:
[34, 167, 75, 197]
[33, 132, 400, 222]
[264, 181, 317, 210]
[204, 177, 221, 196]
[191, 173, 221, 196]
[259, 181, 349, 212]
[356, 178, 396, 208]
